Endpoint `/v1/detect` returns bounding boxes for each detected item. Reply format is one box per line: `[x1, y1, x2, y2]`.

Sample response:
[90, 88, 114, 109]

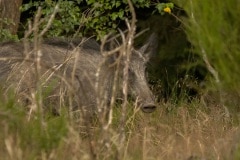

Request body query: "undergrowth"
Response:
[1, 91, 240, 160]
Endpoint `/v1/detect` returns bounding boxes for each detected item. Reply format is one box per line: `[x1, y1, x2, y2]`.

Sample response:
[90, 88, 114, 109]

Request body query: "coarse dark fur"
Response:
[0, 35, 157, 115]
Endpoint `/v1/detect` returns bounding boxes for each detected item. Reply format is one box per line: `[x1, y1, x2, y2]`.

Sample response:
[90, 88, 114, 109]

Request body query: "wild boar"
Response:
[0, 35, 157, 114]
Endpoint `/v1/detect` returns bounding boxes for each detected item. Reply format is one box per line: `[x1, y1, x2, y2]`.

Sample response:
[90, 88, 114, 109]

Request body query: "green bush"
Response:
[177, 0, 240, 92]
[0, 18, 18, 41]
[20, 0, 174, 38]
[21, 0, 83, 37]
[0, 91, 68, 159]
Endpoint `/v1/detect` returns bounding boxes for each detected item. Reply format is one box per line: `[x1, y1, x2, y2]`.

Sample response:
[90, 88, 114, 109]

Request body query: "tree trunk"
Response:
[0, 0, 23, 34]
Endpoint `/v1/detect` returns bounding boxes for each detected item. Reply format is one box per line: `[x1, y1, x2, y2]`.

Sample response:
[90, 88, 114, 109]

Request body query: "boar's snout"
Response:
[141, 103, 157, 113]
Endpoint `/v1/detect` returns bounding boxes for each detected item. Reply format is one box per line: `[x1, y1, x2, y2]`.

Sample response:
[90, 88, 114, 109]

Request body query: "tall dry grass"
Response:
[1, 97, 240, 160]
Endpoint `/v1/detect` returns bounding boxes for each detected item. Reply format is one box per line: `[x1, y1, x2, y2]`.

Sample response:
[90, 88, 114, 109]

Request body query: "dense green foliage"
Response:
[19, 0, 173, 38]
[21, 0, 83, 37]
[0, 18, 18, 41]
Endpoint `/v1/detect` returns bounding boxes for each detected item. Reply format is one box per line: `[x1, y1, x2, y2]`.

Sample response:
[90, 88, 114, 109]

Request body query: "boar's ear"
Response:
[139, 33, 158, 61]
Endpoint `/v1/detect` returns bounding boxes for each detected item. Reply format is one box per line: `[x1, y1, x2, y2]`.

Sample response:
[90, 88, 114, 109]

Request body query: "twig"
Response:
[119, 0, 137, 158]
[39, 4, 59, 37]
